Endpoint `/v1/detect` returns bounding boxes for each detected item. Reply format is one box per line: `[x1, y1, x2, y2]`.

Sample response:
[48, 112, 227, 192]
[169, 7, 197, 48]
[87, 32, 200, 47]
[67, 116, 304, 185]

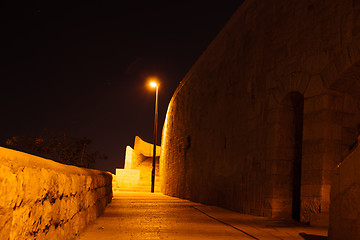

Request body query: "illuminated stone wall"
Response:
[128, 136, 161, 192]
[0, 147, 112, 240]
[161, 0, 360, 232]
[133, 136, 161, 158]
[113, 136, 161, 192]
[131, 136, 161, 176]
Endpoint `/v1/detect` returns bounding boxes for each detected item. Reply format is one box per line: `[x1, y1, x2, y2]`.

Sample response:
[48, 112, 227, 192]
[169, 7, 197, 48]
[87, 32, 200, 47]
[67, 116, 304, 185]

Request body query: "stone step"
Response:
[113, 178, 162, 193]
[114, 186, 161, 193]
[310, 213, 329, 227]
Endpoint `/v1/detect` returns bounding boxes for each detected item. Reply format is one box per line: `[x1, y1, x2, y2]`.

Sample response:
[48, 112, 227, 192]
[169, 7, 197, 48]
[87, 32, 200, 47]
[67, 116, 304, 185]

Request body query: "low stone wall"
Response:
[0, 146, 112, 240]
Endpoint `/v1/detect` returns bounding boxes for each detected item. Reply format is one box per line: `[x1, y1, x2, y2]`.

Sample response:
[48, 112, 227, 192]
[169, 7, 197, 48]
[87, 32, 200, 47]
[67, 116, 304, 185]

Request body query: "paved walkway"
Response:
[78, 192, 328, 240]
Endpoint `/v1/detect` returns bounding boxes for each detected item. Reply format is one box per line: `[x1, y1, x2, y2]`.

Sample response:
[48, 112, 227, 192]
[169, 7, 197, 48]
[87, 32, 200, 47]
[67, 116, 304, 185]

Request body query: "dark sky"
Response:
[1, 1, 242, 173]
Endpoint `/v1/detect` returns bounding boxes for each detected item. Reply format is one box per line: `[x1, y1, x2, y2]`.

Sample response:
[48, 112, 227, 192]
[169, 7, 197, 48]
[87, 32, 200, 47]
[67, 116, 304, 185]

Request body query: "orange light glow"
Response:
[148, 77, 159, 88]
[150, 81, 158, 88]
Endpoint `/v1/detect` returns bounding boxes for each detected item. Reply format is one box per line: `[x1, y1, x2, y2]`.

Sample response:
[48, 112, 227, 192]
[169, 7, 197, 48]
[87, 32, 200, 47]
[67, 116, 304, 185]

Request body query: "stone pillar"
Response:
[301, 92, 343, 226]
[270, 107, 297, 219]
[267, 92, 304, 220]
[124, 146, 133, 169]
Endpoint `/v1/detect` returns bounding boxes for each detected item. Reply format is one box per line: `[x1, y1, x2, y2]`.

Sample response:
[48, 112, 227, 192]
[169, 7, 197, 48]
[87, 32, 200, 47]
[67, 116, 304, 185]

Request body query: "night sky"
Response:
[1, 1, 242, 173]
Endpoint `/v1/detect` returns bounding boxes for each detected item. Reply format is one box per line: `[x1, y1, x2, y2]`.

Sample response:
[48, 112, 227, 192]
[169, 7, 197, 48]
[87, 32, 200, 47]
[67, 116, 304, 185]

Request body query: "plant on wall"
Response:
[6, 129, 107, 168]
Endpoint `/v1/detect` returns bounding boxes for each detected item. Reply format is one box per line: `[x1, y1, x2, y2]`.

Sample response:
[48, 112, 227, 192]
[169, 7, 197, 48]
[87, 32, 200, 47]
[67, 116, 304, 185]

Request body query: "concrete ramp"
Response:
[78, 192, 328, 239]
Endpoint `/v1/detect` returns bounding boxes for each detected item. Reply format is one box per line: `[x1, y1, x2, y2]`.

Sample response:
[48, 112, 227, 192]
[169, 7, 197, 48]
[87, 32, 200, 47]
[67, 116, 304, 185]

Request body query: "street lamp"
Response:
[149, 79, 159, 193]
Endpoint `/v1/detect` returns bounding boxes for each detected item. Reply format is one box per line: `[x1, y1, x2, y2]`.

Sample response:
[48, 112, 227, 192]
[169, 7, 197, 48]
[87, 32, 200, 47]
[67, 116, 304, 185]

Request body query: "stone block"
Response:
[302, 139, 342, 165]
[304, 93, 344, 114]
[301, 196, 322, 222]
[315, 122, 343, 141]
[342, 127, 357, 146]
[271, 198, 292, 219]
[302, 170, 323, 185]
[322, 152, 342, 170]
[303, 109, 343, 125]
[271, 159, 293, 175]
[343, 93, 358, 114]
[0, 165, 17, 209]
[301, 154, 324, 171]
[291, 71, 311, 94]
[321, 62, 339, 89]
[134, 136, 161, 158]
[334, 48, 353, 78]
[342, 112, 359, 128]
[347, 38, 360, 64]
[303, 122, 342, 142]
[339, 155, 357, 193]
[304, 75, 326, 98]
[329, 175, 360, 240]
[303, 52, 331, 75]
[0, 207, 12, 240]
[310, 212, 330, 227]
[45, 225, 57, 240]
[301, 184, 322, 198]
[303, 95, 324, 114]
[338, 184, 360, 220]
[124, 146, 134, 169]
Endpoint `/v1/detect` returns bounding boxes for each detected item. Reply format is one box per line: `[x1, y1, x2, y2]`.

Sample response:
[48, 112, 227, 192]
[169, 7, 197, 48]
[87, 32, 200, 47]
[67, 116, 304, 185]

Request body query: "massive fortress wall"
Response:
[0, 147, 112, 240]
[160, 0, 360, 232]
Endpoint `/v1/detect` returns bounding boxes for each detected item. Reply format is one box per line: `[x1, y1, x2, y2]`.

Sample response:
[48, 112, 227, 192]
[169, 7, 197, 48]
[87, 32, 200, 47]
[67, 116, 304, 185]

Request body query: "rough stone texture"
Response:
[329, 140, 360, 240]
[0, 146, 112, 240]
[160, 0, 360, 231]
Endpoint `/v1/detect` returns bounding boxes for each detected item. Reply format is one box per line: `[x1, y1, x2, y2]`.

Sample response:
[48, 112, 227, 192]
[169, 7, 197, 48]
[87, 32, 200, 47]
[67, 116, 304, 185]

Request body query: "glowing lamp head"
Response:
[150, 81, 158, 88]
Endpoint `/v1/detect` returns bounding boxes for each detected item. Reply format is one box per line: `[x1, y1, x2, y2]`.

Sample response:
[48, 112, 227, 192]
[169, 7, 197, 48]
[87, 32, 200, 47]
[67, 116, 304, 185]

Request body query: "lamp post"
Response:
[149, 80, 159, 193]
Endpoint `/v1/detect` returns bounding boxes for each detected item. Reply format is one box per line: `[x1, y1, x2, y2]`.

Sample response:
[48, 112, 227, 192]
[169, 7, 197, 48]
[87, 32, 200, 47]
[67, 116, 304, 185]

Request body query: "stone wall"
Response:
[124, 136, 161, 179]
[113, 136, 161, 192]
[133, 136, 161, 158]
[0, 146, 112, 240]
[329, 139, 360, 240]
[161, 0, 360, 228]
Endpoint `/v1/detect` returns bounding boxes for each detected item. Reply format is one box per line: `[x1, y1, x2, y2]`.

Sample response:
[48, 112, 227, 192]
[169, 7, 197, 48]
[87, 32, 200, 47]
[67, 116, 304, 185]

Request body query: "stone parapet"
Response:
[0, 146, 112, 240]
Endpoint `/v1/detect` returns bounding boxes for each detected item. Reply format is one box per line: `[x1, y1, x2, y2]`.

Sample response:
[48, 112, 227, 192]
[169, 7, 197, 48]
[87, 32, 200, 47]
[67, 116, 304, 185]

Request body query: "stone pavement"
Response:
[78, 192, 328, 240]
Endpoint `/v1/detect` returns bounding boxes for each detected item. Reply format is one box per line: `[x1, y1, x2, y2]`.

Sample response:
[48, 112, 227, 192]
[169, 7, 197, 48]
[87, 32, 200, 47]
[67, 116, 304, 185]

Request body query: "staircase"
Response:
[113, 163, 161, 192]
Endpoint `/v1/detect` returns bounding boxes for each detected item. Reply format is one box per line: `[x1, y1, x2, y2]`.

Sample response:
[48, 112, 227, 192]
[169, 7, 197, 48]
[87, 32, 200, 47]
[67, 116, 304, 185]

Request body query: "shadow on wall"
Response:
[299, 233, 328, 240]
[160, 0, 360, 237]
